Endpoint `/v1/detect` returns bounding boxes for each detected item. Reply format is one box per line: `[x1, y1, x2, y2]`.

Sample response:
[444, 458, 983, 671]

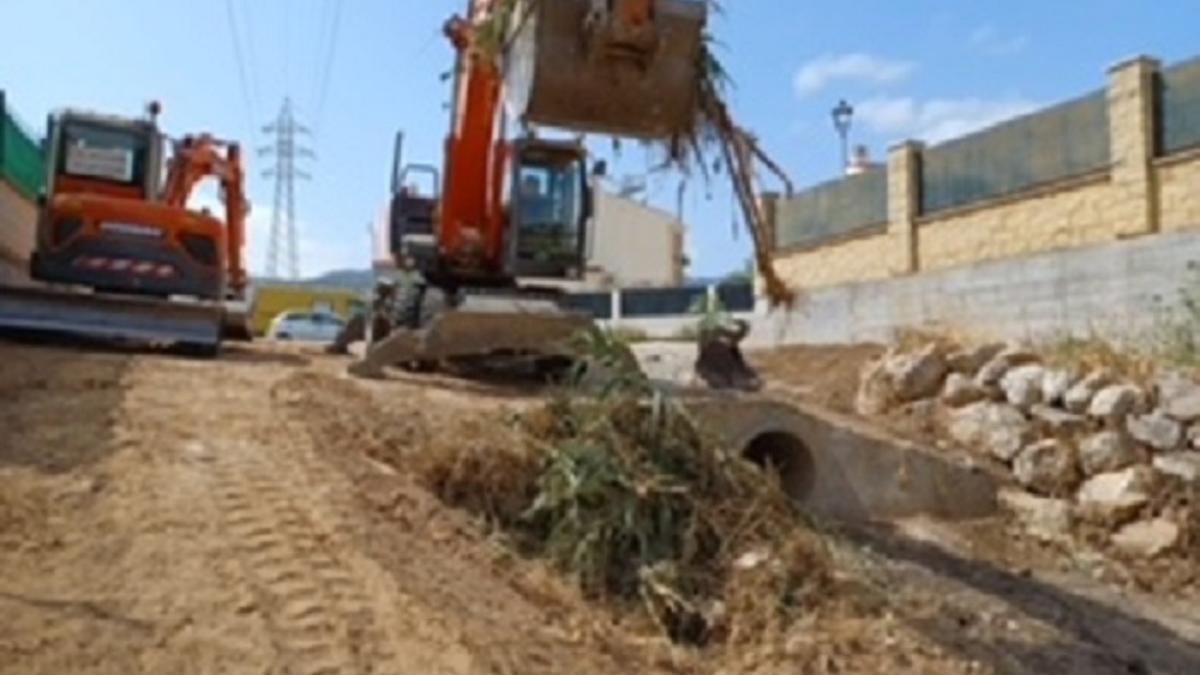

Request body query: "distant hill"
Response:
[250, 268, 750, 294]
[305, 268, 375, 291]
[252, 268, 375, 293]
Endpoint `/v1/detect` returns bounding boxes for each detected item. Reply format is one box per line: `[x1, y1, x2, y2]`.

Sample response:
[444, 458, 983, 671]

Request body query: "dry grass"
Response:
[412, 329, 830, 647]
[891, 328, 961, 356]
[1037, 333, 1162, 384]
[413, 418, 541, 529]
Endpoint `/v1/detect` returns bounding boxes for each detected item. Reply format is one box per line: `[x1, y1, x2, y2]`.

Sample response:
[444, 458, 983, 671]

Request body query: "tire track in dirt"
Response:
[212, 444, 400, 675]
[117, 351, 474, 675]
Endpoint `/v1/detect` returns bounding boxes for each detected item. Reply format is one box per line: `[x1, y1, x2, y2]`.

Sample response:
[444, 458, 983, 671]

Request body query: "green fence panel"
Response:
[920, 91, 1109, 215]
[775, 169, 887, 250]
[0, 92, 46, 200]
[1159, 56, 1200, 156]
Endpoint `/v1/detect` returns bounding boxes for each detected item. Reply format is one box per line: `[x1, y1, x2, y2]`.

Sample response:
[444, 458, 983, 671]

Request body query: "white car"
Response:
[267, 311, 345, 343]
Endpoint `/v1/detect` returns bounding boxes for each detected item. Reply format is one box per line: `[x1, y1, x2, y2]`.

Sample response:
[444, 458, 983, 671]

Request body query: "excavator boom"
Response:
[350, 0, 708, 377]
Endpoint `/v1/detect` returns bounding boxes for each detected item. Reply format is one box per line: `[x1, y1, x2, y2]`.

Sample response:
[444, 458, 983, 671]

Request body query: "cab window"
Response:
[59, 122, 150, 187]
[514, 155, 584, 262]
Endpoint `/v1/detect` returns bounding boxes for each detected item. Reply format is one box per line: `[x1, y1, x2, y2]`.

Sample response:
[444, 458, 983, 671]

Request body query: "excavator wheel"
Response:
[176, 339, 222, 359]
[388, 283, 454, 372]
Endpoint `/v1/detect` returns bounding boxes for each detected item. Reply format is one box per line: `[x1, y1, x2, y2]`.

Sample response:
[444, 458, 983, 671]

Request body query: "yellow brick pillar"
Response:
[886, 140, 923, 274]
[1107, 56, 1161, 237]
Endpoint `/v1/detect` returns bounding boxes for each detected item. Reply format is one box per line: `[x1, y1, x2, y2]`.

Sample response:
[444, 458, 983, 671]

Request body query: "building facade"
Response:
[372, 179, 686, 290]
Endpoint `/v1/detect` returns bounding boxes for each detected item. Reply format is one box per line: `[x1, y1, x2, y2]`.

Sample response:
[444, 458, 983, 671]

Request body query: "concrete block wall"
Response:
[772, 54, 1200, 291]
[750, 229, 1200, 348]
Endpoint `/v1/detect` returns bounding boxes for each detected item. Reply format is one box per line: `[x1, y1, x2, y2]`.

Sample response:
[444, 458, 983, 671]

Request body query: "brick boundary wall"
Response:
[768, 55, 1200, 291]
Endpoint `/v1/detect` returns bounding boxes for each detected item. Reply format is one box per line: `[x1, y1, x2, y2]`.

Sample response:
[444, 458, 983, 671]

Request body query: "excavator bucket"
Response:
[0, 285, 223, 354]
[220, 298, 254, 341]
[504, 0, 708, 139]
[349, 294, 593, 379]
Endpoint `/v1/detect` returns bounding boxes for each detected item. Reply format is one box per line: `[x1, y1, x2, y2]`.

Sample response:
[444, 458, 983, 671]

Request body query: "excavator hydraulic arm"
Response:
[162, 134, 248, 295]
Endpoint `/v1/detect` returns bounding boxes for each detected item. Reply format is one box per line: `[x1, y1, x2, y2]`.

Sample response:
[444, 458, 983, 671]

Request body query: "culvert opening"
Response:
[743, 431, 815, 502]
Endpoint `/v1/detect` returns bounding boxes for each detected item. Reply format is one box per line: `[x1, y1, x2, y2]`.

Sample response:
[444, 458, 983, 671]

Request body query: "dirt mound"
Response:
[270, 368, 686, 674]
[751, 343, 883, 413]
[5, 339, 1197, 674]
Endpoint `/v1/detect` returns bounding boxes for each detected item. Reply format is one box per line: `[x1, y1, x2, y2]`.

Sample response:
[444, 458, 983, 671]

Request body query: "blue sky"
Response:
[2, 1, 1197, 279]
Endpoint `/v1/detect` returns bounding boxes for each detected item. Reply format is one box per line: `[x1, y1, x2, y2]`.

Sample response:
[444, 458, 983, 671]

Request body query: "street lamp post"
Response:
[831, 99, 854, 174]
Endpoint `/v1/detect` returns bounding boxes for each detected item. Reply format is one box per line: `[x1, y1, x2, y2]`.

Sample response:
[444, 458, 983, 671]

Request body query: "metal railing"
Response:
[0, 92, 45, 200]
[774, 169, 887, 250]
[1159, 56, 1200, 156]
[920, 90, 1110, 215]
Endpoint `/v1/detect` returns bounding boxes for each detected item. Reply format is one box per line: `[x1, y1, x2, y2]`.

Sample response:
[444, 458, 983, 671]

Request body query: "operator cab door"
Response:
[506, 140, 589, 280]
[388, 132, 441, 269]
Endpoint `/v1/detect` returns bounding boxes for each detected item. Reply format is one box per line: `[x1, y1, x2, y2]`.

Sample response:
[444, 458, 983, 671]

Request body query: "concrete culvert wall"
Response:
[742, 431, 815, 502]
[688, 395, 998, 522]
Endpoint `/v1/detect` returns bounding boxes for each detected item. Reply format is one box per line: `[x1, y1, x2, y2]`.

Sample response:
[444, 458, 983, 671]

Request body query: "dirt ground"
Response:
[2, 339, 1199, 674]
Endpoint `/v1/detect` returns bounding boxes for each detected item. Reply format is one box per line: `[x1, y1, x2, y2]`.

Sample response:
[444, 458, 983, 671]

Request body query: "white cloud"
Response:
[855, 95, 1040, 144]
[969, 25, 1029, 56]
[189, 192, 367, 279]
[793, 53, 915, 97]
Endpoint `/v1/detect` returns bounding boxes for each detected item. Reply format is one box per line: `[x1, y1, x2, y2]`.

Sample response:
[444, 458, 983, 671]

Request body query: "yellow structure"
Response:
[250, 283, 365, 336]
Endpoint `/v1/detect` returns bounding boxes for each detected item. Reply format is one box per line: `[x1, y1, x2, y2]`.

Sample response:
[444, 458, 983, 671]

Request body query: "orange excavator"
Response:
[0, 103, 251, 354]
[351, 0, 708, 376]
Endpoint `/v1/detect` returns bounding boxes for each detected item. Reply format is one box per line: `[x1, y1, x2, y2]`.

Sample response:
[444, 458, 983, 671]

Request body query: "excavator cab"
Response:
[31, 109, 226, 302]
[507, 139, 589, 280]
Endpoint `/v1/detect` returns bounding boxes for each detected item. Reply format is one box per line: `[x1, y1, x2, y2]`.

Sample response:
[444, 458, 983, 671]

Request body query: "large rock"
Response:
[855, 358, 894, 416]
[947, 401, 1032, 462]
[1013, 438, 1080, 495]
[1079, 430, 1143, 476]
[1152, 451, 1200, 483]
[946, 342, 1005, 376]
[999, 489, 1073, 543]
[941, 372, 988, 407]
[1001, 365, 1046, 409]
[1155, 371, 1200, 422]
[974, 346, 1039, 388]
[1030, 404, 1089, 436]
[1063, 369, 1113, 414]
[1076, 466, 1158, 524]
[1127, 412, 1183, 452]
[1041, 369, 1076, 406]
[1111, 518, 1181, 558]
[883, 343, 947, 403]
[1088, 384, 1146, 422]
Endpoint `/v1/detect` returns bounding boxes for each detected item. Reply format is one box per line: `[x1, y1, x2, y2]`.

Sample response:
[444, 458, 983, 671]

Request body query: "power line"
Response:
[240, 0, 261, 111]
[224, 0, 257, 139]
[284, 0, 291, 97]
[313, 0, 344, 133]
[309, 0, 334, 115]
